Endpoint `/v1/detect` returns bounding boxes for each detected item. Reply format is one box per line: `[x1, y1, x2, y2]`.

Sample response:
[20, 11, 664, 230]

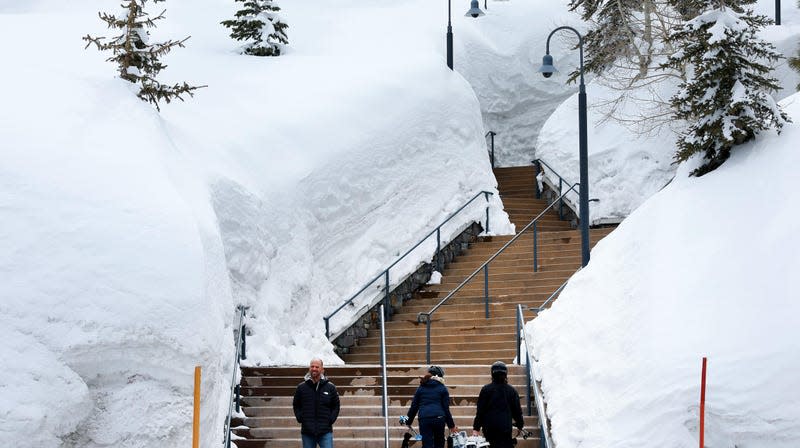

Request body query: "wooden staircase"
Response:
[233, 365, 533, 448]
[232, 166, 615, 448]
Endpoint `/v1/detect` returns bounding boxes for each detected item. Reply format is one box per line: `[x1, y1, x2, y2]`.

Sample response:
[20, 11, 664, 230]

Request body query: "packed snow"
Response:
[529, 93, 800, 447]
[1, 0, 798, 447]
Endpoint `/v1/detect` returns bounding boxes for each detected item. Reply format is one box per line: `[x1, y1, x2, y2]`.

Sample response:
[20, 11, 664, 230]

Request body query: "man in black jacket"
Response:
[293, 358, 340, 448]
[472, 361, 524, 448]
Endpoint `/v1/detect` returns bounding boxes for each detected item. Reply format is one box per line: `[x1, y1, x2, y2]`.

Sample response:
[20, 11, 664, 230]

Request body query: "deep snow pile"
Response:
[0, 0, 512, 446]
[529, 93, 800, 447]
[455, 0, 583, 167]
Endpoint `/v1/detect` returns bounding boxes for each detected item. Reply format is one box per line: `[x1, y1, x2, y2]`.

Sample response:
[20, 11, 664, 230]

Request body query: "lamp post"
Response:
[447, 0, 485, 70]
[776, 0, 781, 25]
[538, 26, 590, 267]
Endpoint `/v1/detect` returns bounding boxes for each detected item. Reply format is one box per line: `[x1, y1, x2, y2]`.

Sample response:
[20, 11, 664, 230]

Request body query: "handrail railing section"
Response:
[485, 131, 497, 168]
[533, 158, 577, 221]
[323, 190, 494, 339]
[224, 305, 247, 448]
[516, 304, 553, 448]
[379, 304, 390, 448]
[417, 184, 580, 363]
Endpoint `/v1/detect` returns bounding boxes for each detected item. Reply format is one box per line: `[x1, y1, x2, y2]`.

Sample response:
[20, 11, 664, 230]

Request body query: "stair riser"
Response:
[242, 373, 528, 387]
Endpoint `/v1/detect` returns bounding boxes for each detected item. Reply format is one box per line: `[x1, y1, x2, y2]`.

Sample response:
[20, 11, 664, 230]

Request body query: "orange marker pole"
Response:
[699, 357, 707, 448]
[193, 366, 201, 448]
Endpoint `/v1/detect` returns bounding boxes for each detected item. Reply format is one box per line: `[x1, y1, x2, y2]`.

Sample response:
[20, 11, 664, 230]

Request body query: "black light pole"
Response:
[538, 26, 590, 267]
[447, 0, 454, 69]
[447, 0, 485, 70]
[776, 0, 781, 25]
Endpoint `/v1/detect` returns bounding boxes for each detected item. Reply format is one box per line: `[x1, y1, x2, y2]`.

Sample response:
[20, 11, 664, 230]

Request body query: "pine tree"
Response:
[661, 0, 789, 176]
[790, 0, 800, 90]
[221, 0, 288, 56]
[790, 52, 800, 90]
[568, 0, 643, 79]
[83, 0, 204, 111]
[566, 1, 689, 133]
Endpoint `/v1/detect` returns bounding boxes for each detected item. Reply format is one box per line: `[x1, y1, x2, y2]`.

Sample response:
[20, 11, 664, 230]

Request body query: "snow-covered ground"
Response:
[529, 92, 800, 447]
[0, 0, 513, 446]
[1, 0, 798, 447]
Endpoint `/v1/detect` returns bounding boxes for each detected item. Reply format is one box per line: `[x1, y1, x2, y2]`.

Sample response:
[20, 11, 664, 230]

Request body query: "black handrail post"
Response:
[436, 227, 442, 272]
[484, 191, 491, 233]
[324, 317, 330, 340]
[484, 264, 490, 318]
[487, 131, 496, 167]
[533, 160, 542, 199]
[526, 353, 532, 417]
[516, 306, 521, 364]
[558, 178, 564, 220]
[234, 384, 241, 413]
[426, 317, 432, 364]
[240, 324, 247, 360]
[533, 222, 538, 273]
[384, 270, 391, 319]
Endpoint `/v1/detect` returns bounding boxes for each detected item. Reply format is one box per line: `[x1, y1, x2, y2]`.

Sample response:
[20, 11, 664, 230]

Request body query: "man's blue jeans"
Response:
[302, 432, 333, 448]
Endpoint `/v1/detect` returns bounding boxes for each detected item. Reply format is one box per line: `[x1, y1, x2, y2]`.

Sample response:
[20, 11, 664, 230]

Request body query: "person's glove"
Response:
[399, 415, 409, 425]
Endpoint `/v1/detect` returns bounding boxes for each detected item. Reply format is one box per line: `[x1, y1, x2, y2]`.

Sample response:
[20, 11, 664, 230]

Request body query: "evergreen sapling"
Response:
[83, 0, 204, 111]
[222, 0, 288, 56]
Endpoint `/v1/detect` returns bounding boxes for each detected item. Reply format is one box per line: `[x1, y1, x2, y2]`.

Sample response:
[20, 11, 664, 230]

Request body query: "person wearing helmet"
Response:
[401, 365, 459, 448]
[472, 361, 524, 448]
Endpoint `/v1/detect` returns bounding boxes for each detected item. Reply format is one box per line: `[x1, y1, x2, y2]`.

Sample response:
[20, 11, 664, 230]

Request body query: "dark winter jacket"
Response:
[472, 381, 524, 434]
[293, 374, 340, 436]
[407, 376, 455, 428]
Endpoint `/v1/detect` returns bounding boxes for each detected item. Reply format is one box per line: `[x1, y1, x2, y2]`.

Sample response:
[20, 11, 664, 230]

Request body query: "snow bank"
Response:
[529, 92, 800, 447]
[457, 0, 584, 167]
[0, 0, 511, 446]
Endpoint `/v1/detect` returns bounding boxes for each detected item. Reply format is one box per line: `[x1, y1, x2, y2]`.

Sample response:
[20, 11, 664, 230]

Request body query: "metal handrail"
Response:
[516, 305, 532, 416]
[531, 272, 578, 313]
[517, 304, 553, 448]
[485, 131, 497, 168]
[379, 304, 390, 448]
[323, 190, 494, 339]
[533, 158, 578, 220]
[223, 305, 247, 448]
[417, 184, 580, 364]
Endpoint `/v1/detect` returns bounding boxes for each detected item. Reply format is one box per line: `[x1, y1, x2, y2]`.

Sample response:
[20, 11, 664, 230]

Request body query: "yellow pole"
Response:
[193, 366, 201, 448]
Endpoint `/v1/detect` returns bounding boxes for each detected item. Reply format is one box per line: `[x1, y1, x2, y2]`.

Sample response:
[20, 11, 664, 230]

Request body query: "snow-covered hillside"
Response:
[530, 91, 800, 447]
[2, 0, 798, 447]
[0, 0, 512, 446]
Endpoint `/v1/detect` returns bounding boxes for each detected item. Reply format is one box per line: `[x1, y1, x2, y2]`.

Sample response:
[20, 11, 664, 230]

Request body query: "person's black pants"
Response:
[419, 416, 446, 448]
[485, 428, 514, 448]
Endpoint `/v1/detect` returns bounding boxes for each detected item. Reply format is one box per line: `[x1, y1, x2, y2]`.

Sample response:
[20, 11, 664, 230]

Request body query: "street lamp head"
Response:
[465, 0, 485, 18]
[538, 54, 557, 78]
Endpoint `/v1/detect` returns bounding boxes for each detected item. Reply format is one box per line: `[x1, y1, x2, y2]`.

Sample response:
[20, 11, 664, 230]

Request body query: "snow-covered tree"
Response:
[790, 51, 800, 90]
[568, 0, 644, 79]
[661, 1, 789, 176]
[566, 1, 687, 133]
[790, 0, 800, 91]
[221, 0, 288, 56]
[83, 0, 204, 111]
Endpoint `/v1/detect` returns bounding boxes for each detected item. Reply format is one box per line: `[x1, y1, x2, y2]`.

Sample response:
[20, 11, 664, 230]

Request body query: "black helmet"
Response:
[491, 361, 507, 375]
[428, 365, 445, 378]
